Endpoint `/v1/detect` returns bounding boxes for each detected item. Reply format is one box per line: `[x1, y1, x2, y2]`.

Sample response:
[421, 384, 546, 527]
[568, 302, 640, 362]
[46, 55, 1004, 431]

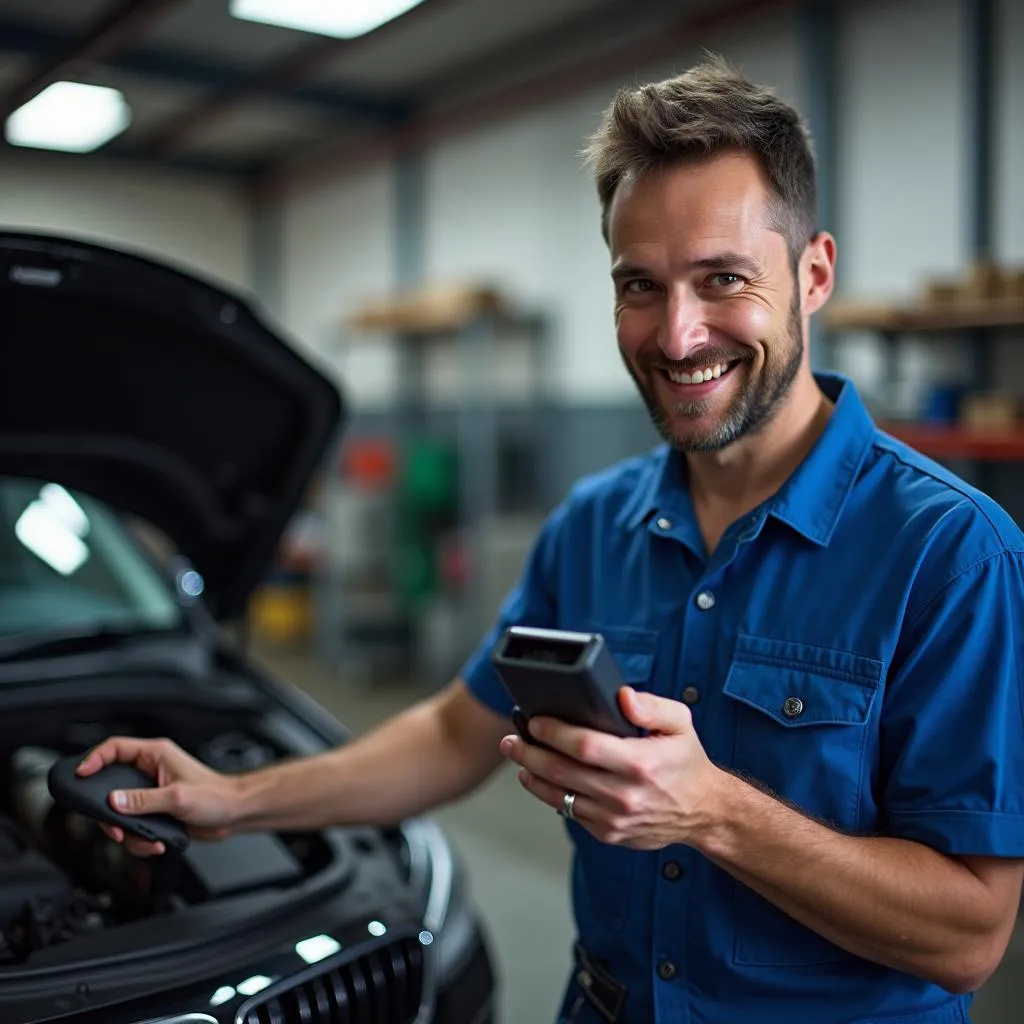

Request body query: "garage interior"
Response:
[1, 0, 1023, 1021]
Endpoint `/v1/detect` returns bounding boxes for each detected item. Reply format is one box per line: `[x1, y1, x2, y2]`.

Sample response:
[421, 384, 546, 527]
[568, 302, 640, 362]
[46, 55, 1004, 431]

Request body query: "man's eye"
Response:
[624, 279, 655, 293]
[708, 273, 743, 288]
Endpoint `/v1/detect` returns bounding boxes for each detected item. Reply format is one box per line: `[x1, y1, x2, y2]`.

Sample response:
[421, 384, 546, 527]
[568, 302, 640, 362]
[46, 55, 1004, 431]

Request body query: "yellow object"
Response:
[249, 585, 312, 644]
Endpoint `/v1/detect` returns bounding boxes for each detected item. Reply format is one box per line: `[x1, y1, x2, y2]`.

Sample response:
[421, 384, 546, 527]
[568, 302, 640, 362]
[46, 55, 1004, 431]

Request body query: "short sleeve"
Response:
[880, 550, 1024, 856]
[458, 502, 567, 716]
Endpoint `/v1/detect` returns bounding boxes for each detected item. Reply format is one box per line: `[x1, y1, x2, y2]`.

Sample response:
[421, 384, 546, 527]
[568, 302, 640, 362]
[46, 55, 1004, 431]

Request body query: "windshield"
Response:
[0, 476, 183, 639]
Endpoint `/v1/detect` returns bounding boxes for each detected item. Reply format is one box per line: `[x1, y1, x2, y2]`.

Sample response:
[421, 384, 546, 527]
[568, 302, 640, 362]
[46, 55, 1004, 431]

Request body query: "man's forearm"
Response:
[231, 683, 506, 833]
[694, 771, 1005, 992]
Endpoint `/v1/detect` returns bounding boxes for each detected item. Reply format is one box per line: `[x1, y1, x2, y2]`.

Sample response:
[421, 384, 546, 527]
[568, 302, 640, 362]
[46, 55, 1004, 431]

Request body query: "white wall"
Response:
[277, 7, 806, 408]
[421, 8, 806, 404]
[276, 0, 1023, 411]
[996, 0, 1024, 265]
[0, 154, 251, 292]
[836, 0, 966, 301]
[279, 165, 396, 396]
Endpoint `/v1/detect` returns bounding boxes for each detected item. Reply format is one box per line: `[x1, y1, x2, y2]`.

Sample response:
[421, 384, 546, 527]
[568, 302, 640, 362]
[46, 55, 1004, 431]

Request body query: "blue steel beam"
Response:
[0, 18, 412, 124]
[800, 0, 840, 372]
[964, 0, 994, 259]
[0, 0, 186, 121]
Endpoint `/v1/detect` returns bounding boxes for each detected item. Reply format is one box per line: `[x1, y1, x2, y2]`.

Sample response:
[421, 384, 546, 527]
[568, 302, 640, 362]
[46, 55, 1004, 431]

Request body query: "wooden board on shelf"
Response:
[824, 297, 1024, 334]
[345, 283, 510, 336]
[880, 422, 1024, 461]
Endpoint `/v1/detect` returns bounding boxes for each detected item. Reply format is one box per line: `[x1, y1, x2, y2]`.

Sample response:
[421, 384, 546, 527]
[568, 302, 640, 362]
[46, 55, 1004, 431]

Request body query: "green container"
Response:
[392, 439, 458, 608]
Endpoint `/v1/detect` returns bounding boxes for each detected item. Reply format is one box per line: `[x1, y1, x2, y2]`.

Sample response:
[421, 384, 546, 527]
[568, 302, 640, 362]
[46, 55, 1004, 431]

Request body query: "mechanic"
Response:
[77, 56, 1024, 1024]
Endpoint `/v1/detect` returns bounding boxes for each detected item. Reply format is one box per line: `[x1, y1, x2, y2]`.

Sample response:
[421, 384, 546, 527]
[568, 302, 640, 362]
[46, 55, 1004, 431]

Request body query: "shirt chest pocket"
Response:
[566, 623, 658, 935]
[721, 634, 883, 967]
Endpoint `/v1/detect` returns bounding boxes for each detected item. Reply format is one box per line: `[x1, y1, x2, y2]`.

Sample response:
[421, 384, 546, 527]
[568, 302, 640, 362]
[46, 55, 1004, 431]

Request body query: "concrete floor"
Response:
[254, 644, 1024, 1024]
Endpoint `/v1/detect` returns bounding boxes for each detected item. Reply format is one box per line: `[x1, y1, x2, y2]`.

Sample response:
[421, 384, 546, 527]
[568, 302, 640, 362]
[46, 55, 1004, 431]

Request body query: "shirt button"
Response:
[656, 517, 672, 530]
[783, 696, 804, 719]
[657, 960, 677, 981]
[695, 590, 715, 610]
[662, 860, 683, 881]
[682, 686, 700, 706]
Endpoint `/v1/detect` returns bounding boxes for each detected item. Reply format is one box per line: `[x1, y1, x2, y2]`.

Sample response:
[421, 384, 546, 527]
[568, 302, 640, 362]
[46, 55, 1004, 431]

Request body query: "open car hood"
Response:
[0, 231, 344, 621]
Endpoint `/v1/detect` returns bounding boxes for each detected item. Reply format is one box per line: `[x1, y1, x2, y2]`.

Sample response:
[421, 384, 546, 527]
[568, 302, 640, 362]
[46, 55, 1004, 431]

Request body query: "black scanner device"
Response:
[47, 754, 191, 852]
[490, 625, 641, 745]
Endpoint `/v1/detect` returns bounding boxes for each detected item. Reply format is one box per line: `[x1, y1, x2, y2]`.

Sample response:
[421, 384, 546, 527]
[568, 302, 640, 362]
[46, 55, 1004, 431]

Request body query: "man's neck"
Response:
[685, 370, 834, 519]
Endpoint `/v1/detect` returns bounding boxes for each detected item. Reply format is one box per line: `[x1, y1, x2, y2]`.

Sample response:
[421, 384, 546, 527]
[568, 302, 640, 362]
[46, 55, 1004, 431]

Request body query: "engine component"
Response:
[180, 833, 303, 901]
[11, 747, 60, 846]
[198, 731, 275, 773]
[0, 817, 71, 923]
[0, 891, 109, 965]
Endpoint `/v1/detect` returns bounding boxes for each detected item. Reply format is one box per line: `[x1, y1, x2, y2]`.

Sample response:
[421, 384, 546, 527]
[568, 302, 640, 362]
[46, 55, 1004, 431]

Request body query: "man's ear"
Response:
[799, 231, 837, 317]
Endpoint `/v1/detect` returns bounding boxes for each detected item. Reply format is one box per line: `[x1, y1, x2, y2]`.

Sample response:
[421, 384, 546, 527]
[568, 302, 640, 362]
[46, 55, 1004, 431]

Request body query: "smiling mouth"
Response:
[658, 359, 742, 386]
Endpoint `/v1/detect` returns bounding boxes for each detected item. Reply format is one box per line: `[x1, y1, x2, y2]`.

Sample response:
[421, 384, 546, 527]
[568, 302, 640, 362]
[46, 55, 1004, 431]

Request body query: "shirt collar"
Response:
[619, 372, 877, 547]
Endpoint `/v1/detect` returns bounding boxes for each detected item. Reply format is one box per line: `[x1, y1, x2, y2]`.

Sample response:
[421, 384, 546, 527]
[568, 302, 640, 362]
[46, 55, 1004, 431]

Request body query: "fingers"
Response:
[99, 818, 165, 857]
[524, 689, 694, 769]
[522, 717, 636, 774]
[77, 737, 161, 778]
[517, 769, 598, 823]
[123, 836, 166, 857]
[109, 782, 181, 818]
[500, 734, 611, 802]
[99, 822, 124, 843]
[618, 686, 692, 735]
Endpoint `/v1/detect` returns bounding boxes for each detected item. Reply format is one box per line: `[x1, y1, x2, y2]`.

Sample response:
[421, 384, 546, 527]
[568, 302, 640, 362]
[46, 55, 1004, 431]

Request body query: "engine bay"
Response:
[0, 710, 336, 967]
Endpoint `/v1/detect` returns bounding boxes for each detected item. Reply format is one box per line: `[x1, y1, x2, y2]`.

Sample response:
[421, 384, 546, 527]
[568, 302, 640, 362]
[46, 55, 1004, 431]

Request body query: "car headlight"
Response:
[403, 819, 481, 987]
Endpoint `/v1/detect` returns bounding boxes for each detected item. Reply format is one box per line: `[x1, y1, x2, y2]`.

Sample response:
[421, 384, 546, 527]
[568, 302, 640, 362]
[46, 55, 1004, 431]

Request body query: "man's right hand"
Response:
[76, 737, 241, 857]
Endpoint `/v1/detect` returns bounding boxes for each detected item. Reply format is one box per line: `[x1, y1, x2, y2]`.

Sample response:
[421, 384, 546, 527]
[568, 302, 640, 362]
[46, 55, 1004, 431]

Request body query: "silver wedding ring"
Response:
[562, 791, 577, 820]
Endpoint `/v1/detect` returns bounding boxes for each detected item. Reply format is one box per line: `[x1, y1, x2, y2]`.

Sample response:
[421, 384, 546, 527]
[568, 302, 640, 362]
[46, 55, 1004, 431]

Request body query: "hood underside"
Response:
[0, 231, 344, 621]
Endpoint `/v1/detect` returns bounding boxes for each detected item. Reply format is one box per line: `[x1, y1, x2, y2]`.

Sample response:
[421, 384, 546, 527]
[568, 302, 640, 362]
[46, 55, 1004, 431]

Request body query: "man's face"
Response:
[609, 153, 805, 453]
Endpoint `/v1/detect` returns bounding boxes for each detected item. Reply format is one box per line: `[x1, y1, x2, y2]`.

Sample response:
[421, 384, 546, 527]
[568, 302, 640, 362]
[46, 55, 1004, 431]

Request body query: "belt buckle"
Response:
[573, 944, 627, 1023]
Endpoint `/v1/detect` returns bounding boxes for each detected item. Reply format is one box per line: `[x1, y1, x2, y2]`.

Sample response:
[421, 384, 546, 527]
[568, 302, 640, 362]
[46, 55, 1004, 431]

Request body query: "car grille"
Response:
[241, 936, 425, 1024]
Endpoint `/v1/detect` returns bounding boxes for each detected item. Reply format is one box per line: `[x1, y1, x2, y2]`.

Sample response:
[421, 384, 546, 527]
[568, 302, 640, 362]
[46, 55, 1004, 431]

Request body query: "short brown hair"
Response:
[584, 55, 818, 262]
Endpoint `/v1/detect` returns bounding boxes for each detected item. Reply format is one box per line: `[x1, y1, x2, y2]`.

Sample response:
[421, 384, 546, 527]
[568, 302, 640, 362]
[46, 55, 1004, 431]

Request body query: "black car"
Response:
[0, 231, 496, 1024]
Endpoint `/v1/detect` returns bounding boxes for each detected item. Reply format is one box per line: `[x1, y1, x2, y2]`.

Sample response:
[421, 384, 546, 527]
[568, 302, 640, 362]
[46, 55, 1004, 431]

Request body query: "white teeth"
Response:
[667, 363, 727, 385]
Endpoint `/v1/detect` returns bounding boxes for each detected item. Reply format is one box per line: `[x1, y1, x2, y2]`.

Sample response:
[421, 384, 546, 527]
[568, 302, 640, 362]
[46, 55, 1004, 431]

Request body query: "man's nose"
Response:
[659, 291, 711, 361]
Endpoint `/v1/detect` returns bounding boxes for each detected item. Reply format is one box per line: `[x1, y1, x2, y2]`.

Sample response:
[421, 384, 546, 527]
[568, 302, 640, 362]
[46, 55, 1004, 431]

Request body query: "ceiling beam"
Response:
[418, 0, 687, 107]
[0, 0, 187, 122]
[0, 133, 263, 181]
[255, 0, 797, 203]
[0, 18, 413, 123]
[135, 0, 457, 160]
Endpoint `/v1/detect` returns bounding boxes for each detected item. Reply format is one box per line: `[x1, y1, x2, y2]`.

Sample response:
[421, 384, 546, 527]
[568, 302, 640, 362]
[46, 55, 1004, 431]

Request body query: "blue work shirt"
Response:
[461, 372, 1024, 1024]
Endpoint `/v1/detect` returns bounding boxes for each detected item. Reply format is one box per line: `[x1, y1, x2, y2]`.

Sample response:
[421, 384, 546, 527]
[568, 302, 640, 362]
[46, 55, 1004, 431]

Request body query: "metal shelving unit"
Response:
[823, 293, 1024, 505]
[316, 283, 553, 686]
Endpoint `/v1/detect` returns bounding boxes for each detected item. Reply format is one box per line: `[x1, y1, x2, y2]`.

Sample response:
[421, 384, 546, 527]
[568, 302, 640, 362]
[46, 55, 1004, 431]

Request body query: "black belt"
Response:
[570, 943, 628, 1023]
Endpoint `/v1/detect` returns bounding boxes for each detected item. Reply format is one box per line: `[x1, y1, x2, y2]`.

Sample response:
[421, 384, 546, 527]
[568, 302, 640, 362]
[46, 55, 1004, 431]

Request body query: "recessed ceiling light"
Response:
[229, 0, 426, 39]
[5, 81, 131, 153]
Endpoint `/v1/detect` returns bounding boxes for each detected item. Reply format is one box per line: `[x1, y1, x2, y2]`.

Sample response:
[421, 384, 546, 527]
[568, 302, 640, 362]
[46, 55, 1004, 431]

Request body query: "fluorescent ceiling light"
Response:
[5, 81, 131, 153]
[230, 0, 425, 39]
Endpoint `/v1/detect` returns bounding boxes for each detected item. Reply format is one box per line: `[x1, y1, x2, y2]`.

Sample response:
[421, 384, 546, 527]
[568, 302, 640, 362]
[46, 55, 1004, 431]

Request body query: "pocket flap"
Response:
[722, 634, 882, 727]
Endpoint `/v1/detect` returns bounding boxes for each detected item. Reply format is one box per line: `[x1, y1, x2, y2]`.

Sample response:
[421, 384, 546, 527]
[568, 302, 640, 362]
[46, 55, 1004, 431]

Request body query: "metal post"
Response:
[800, 0, 839, 372]
[394, 150, 427, 427]
[964, 0, 997, 495]
[965, 0, 994, 261]
[248, 194, 283, 318]
[456, 316, 498, 652]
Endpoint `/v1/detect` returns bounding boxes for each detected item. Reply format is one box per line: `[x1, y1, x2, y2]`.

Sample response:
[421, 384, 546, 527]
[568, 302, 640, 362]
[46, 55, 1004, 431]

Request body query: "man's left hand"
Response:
[499, 687, 725, 849]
